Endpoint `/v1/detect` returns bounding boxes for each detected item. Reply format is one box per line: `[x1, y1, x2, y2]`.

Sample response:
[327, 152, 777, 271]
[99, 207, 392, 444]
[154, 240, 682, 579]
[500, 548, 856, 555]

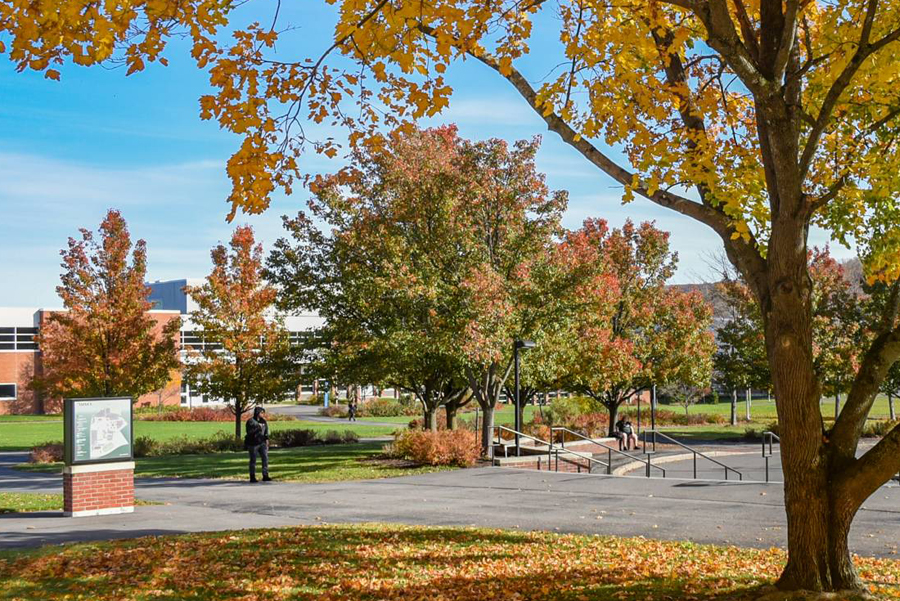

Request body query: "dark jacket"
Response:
[245, 416, 269, 447]
[615, 419, 633, 435]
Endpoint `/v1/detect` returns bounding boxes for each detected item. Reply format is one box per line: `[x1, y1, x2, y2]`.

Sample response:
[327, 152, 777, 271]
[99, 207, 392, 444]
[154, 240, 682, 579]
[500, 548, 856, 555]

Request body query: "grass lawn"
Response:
[18, 441, 449, 483]
[0, 492, 157, 514]
[0, 414, 63, 422]
[662, 395, 898, 421]
[0, 420, 399, 452]
[655, 424, 764, 442]
[1, 524, 898, 600]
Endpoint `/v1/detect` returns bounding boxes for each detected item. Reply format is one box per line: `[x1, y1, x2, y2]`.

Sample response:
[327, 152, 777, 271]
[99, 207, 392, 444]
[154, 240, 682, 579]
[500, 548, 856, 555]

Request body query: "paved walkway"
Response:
[267, 404, 403, 427]
[2, 451, 899, 556]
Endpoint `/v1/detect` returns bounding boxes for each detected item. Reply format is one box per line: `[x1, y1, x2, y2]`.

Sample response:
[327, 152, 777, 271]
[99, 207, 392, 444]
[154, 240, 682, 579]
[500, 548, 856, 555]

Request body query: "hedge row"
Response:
[28, 428, 360, 463]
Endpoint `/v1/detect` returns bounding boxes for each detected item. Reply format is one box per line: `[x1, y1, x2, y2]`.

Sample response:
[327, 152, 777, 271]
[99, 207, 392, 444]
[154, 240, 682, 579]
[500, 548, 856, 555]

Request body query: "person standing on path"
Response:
[348, 399, 357, 421]
[245, 406, 271, 483]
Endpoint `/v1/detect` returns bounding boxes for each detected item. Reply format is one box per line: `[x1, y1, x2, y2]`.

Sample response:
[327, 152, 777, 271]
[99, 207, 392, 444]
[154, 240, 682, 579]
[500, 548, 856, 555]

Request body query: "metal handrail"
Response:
[762, 431, 780, 456]
[550, 426, 666, 478]
[642, 429, 744, 481]
[761, 431, 780, 483]
[491, 425, 553, 454]
[492, 425, 609, 474]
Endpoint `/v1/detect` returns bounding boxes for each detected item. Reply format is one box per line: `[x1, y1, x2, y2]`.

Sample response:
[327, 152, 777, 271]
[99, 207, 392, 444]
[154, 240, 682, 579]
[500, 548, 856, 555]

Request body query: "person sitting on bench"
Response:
[615, 417, 639, 451]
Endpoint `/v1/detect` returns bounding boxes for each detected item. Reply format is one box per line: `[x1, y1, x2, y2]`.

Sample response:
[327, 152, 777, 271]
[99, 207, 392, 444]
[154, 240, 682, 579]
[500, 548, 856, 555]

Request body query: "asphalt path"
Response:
[266, 403, 403, 427]
[2, 451, 899, 557]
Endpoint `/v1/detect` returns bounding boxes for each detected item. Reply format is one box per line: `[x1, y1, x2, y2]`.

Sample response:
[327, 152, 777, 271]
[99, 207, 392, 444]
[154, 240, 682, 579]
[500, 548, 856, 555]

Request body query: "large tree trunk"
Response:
[764, 221, 865, 593]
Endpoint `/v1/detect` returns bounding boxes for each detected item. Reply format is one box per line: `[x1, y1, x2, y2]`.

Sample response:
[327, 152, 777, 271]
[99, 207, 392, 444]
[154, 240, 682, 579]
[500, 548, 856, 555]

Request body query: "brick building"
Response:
[0, 307, 183, 415]
[0, 279, 326, 415]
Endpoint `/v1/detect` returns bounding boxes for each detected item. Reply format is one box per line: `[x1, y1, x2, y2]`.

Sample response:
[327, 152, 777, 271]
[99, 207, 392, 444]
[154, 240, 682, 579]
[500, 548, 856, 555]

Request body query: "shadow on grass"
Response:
[0, 526, 777, 601]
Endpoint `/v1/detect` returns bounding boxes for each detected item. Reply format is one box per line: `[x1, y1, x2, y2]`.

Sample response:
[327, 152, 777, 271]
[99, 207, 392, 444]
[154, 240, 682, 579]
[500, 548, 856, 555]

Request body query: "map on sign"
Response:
[65, 398, 133, 465]
[89, 408, 129, 459]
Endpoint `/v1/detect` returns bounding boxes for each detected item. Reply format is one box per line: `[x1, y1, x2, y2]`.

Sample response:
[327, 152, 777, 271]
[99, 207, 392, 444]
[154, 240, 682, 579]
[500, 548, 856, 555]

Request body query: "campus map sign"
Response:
[64, 397, 133, 465]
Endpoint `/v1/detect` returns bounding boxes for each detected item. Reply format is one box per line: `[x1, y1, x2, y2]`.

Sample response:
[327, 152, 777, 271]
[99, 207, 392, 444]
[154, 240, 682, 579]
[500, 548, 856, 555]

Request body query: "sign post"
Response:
[63, 397, 135, 517]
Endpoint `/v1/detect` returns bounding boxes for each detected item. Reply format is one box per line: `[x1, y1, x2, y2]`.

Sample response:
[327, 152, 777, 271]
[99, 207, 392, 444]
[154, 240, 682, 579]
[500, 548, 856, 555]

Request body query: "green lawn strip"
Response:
[660, 396, 897, 421]
[0, 492, 158, 514]
[0, 414, 63, 422]
[0, 523, 897, 600]
[654, 424, 766, 442]
[18, 441, 449, 483]
[0, 420, 399, 452]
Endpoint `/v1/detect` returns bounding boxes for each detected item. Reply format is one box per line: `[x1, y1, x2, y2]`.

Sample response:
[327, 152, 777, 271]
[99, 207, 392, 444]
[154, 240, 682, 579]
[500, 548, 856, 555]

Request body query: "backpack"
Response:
[244, 419, 261, 448]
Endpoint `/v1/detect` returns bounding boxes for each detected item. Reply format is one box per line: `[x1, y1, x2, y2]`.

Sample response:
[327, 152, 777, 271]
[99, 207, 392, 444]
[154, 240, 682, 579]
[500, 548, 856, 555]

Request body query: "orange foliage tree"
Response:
[33, 209, 180, 406]
[185, 226, 296, 439]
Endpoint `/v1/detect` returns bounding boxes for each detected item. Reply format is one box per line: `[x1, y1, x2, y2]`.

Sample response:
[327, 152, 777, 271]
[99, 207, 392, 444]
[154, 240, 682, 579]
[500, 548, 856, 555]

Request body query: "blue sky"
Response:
[0, 2, 853, 307]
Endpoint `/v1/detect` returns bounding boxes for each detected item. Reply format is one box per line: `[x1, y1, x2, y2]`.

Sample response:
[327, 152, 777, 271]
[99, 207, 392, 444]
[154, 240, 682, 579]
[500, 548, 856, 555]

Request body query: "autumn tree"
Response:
[185, 226, 296, 439]
[13, 0, 900, 592]
[33, 209, 180, 404]
[560, 220, 716, 436]
[266, 126, 472, 431]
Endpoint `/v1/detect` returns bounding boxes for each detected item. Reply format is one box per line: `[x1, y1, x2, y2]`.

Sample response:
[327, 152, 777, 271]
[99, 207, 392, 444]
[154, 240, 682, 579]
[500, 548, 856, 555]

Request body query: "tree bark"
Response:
[890, 394, 896, 421]
[234, 405, 242, 440]
[480, 403, 495, 454]
[835, 393, 841, 420]
[606, 400, 620, 438]
[423, 406, 437, 432]
[762, 220, 866, 592]
[445, 404, 457, 430]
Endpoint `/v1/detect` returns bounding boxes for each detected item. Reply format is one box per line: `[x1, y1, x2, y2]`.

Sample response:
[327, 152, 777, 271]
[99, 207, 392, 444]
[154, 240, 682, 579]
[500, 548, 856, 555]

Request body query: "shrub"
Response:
[359, 397, 420, 417]
[543, 396, 595, 425]
[388, 429, 480, 467]
[408, 412, 449, 431]
[138, 407, 295, 422]
[29, 442, 63, 463]
[133, 436, 159, 457]
[269, 428, 320, 448]
[324, 429, 359, 444]
[319, 405, 349, 418]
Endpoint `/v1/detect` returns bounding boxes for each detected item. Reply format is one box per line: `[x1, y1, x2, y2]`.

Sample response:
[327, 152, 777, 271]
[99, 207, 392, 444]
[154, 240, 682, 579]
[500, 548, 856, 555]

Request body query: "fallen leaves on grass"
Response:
[1, 525, 898, 600]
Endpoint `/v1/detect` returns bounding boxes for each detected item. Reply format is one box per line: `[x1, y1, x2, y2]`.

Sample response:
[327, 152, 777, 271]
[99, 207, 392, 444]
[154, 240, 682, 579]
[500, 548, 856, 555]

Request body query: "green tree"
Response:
[33, 209, 180, 405]
[185, 226, 296, 439]
[266, 126, 472, 431]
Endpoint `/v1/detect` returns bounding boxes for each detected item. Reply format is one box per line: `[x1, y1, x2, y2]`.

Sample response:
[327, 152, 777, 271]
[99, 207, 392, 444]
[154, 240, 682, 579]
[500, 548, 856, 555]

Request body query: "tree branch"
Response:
[772, 0, 800, 84]
[836, 422, 900, 508]
[832, 290, 900, 461]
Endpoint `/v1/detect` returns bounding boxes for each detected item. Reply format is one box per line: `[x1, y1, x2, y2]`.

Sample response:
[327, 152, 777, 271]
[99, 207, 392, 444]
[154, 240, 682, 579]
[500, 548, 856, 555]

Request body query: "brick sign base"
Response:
[63, 462, 135, 517]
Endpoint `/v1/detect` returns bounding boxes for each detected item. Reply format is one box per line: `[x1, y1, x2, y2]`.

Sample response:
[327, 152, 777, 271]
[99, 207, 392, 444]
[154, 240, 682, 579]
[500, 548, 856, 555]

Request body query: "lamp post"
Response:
[513, 339, 536, 456]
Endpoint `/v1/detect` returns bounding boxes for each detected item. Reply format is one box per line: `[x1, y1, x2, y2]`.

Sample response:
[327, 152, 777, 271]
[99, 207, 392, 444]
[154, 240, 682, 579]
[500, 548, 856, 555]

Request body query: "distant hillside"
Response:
[672, 255, 864, 326]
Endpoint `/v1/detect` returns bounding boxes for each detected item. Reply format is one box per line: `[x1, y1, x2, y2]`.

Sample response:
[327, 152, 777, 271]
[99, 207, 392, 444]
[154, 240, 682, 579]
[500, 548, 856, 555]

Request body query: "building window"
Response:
[0, 326, 38, 351]
[0, 383, 16, 400]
